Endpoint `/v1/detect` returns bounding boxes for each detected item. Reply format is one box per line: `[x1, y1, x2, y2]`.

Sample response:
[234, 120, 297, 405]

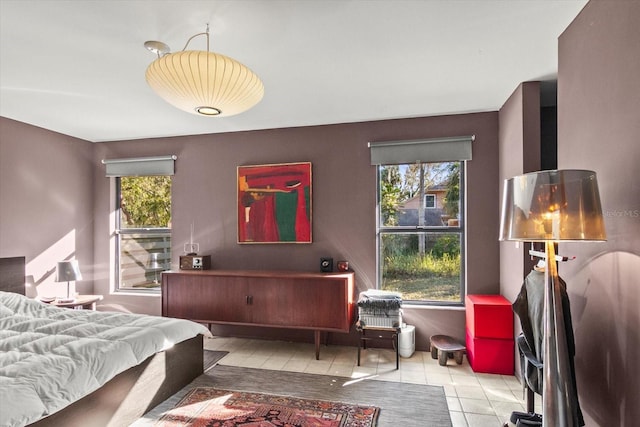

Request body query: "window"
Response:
[369, 135, 472, 305]
[377, 161, 464, 304]
[425, 194, 436, 209]
[115, 176, 171, 292]
[104, 155, 176, 293]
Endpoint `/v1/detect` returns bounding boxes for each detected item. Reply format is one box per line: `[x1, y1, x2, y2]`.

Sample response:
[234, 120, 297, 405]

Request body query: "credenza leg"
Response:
[314, 330, 321, 360]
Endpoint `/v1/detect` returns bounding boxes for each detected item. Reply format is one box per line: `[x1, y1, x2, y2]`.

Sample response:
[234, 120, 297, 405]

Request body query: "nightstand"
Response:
[50, 294, 103, 310]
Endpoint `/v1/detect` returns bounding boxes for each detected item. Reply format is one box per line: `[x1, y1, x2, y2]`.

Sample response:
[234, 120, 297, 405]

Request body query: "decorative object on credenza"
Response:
[337, 260, 349, 272]
[56, 260, 82, 302]
[500, 169, 606, 427]
[180, 222, 208, 270]
[237, 162, 312, 244]
[320, 257, 333, 273]
[184, 223, 200, 255]
[144, 24, 263, 117]
[183, 243, 199, 255]
[179, 255, 211, 270]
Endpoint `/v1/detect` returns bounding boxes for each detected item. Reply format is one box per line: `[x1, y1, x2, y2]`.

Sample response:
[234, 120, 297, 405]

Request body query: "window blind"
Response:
[368, 135, 474, 165]
[102, 155, 177, 177]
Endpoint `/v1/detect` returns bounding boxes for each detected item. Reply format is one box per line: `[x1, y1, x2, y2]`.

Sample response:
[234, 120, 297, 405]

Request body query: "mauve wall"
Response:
[0, 118, 94, 297]
[497, 82, 542, 377]
[557, 1, 640, 425]
[92, 112, 499, 349]
[498, 81, 542, 289]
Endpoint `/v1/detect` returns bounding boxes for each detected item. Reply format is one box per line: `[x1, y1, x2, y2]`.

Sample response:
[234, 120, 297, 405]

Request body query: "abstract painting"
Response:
[237, 162, 312, 243]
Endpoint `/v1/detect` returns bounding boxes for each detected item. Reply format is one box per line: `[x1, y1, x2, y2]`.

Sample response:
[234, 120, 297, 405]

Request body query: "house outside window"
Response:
[377, 161, 464, 304]
[115, 176, 171, 292]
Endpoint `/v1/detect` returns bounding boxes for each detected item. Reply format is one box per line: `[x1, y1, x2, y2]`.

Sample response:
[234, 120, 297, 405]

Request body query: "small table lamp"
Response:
[56, 260, 83, 300]
[499, 169, 606, 427]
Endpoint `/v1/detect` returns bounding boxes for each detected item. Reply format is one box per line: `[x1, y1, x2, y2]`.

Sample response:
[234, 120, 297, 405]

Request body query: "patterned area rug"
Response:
[132, 365, 451, 427]
[155, 387, 380, 427]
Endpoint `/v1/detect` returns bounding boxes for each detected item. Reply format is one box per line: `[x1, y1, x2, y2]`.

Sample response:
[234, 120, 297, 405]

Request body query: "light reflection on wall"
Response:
[26, 229, 77, 298]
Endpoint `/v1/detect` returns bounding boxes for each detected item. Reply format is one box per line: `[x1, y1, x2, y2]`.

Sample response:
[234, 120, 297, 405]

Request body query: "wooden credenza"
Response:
[161, 269, 355, 359]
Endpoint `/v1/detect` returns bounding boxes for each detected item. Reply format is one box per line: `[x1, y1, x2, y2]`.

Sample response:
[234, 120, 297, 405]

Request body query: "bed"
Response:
[0, 256, 211, 427]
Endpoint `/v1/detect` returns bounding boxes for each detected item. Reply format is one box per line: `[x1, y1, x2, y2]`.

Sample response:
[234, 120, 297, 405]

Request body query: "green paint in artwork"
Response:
[275, 192, 297, 241]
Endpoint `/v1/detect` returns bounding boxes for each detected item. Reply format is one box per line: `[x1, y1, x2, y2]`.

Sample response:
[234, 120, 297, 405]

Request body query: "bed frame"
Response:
[0, 256, 204, 427]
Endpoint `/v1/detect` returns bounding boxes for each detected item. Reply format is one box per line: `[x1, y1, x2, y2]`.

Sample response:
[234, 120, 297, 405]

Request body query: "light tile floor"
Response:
[204, 336, 541, 427]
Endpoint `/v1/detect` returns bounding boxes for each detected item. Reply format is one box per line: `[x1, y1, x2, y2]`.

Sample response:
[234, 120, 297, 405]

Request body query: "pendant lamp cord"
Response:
[181, 24, 210, 52]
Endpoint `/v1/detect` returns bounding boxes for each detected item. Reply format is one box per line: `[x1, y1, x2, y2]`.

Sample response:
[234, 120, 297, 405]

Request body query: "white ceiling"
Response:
[0, 0, 587, 143]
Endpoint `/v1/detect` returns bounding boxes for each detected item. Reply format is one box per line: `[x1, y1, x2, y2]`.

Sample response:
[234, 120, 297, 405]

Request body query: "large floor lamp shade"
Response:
[499, 169, 606, 427]
[56, 260, 82, 300]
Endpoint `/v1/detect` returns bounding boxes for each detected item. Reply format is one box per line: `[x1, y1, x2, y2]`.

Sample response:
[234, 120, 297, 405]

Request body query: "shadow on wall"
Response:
[569, 251, 639, 427]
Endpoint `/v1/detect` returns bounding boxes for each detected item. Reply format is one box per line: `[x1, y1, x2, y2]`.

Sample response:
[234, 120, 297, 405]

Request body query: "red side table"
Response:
[465, 294, 514, 374]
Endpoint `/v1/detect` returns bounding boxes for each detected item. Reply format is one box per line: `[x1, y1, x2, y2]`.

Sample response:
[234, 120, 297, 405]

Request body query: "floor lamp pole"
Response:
[543, 240, 578, 427]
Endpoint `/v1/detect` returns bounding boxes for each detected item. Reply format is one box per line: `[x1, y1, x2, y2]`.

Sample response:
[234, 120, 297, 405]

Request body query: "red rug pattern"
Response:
[155, 387, 380, 427]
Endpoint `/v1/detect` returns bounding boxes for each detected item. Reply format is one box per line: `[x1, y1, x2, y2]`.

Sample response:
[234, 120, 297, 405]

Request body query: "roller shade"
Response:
[102, 155, 177, 177]
[369, 135, 474, 165]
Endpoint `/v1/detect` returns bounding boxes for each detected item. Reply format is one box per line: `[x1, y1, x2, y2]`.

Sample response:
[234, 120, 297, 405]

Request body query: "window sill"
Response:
[402, 304, 465, 311]
[111, 291, 161, 298]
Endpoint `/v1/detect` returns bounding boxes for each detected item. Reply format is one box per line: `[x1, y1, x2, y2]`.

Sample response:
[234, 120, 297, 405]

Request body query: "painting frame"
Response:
[237, 162, 312, 244]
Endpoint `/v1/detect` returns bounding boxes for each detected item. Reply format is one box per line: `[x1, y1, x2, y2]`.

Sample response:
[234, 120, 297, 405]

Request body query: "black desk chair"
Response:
[507, 334, 542, 426]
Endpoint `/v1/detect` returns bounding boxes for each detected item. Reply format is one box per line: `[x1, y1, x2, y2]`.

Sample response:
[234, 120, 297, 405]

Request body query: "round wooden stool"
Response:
[430, 334, 466, 366]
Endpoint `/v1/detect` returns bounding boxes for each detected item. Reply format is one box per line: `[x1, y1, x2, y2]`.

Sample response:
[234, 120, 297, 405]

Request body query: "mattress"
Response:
[0, 291, 211, 427]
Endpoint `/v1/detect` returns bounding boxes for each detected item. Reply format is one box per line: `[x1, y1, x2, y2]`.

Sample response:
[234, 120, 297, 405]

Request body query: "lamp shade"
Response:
[499, 169, 606, 242]
[56, 260, 82, 282]
[147, 252, 162, 270]
[145, 50, 264, 117]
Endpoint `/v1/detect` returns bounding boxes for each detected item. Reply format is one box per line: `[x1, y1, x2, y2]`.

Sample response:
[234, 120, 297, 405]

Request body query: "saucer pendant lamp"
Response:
[145, 26, 264, 117]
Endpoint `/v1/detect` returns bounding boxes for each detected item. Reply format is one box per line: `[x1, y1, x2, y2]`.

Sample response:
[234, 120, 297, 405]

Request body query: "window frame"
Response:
[114, 177, 171, 294]
[376, 161, 466, 306]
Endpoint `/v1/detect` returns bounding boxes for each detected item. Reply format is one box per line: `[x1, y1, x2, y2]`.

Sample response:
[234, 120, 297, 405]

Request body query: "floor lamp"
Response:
[499, 169, 606, 427]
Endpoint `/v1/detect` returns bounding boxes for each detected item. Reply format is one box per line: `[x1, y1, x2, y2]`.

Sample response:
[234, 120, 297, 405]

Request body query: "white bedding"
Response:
[0, 291, 211, 427]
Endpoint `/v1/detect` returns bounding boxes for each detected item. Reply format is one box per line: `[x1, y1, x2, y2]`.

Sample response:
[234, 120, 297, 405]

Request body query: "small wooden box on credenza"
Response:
[179, 255, 211, 270]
